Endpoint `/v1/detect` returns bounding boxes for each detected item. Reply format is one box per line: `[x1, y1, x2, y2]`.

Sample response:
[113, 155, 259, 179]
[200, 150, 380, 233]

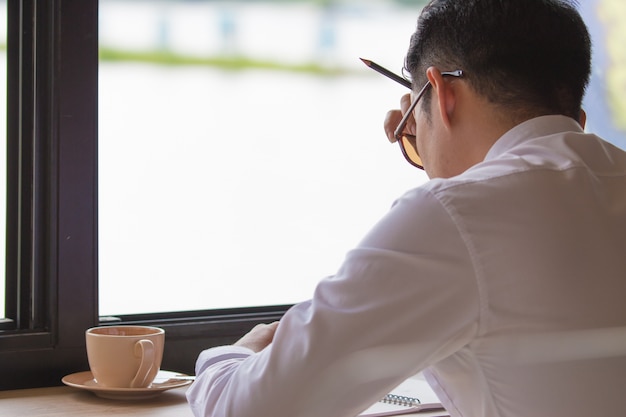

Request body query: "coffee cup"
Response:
[86, 325, 165, 388]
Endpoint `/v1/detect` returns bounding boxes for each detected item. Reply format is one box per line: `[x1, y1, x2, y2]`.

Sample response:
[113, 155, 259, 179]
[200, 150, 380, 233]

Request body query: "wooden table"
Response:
[0, 385, 193, 417]
[0, 382, 448, 417]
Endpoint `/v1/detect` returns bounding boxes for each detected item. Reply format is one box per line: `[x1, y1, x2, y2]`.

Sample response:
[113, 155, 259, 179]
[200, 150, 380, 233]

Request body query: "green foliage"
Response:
[99, 47, 351, 76]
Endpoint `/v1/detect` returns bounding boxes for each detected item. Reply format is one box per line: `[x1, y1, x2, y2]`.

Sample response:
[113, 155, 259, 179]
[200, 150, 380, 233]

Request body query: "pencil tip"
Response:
[359, 57, 372, 66]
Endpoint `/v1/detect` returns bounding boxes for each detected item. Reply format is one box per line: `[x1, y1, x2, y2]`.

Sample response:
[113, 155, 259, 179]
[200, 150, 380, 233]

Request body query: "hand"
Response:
[233, 321, 279, 353]
[384, 93, 415, 143]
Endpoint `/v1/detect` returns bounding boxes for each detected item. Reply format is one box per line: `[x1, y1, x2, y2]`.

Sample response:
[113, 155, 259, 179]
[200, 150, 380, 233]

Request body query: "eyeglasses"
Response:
[393, 70, 464, 169]
[360, 59, 465, 169]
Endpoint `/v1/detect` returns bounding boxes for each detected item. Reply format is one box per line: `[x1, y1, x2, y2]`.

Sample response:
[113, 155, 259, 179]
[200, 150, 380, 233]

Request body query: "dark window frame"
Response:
[0, 0, 288, 391]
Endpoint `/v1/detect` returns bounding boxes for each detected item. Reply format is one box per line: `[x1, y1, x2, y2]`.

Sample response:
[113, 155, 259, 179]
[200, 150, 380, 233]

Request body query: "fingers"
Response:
[384, 110, 402, 143]
[399, 92, 413, 113]
[234, 321, 280, 353]
[384, 94, 415, 143]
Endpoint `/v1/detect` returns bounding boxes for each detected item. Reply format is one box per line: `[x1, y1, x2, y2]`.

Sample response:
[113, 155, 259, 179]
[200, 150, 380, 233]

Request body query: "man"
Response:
[187, 1, 626, 416]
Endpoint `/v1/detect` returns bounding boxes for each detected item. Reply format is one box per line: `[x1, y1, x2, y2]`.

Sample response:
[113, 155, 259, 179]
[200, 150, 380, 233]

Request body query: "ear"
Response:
[426, 66, 457, 129]
[579, 108, 587, 129]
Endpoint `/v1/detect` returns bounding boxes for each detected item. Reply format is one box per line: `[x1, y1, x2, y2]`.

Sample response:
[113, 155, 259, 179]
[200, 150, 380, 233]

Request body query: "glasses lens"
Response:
[399, 134, 423, 169]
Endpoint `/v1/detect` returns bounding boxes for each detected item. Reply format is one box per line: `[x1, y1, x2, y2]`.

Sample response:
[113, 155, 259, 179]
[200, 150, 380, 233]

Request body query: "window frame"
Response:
[0, 0, 288, 391]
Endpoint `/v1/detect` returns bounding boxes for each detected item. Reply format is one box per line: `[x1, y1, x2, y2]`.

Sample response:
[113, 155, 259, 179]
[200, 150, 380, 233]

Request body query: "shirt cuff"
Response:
[195, 345, 255, 376]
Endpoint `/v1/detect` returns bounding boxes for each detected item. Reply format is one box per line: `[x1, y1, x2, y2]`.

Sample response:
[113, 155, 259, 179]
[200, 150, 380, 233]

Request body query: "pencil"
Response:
[360, 58, 412, 89]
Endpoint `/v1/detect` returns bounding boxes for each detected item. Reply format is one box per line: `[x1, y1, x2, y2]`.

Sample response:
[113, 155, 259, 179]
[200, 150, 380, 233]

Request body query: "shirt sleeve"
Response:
[186, 187, 480, 417]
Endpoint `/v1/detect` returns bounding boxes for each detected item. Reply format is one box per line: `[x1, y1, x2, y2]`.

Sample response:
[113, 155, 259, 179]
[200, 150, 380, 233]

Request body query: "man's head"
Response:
[405, 0, 591, 123]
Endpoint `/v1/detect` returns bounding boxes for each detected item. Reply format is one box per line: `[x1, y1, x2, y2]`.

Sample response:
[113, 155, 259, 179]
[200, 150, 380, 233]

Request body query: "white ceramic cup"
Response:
[85, 325, 165, 388]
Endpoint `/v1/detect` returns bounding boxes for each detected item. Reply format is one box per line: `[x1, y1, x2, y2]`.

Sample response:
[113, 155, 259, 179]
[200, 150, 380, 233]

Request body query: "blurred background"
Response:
[97, 0, 430, 315]
[0, 0, 624, 316]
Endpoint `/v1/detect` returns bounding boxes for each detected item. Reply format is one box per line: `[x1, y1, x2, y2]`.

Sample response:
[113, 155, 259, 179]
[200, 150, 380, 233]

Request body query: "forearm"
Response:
[186, 346, 254, 417]
[185, 189, 479, 417]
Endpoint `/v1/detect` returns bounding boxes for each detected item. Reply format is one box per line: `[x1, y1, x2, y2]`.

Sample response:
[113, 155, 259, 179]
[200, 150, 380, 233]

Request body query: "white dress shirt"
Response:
[187, 115, 626, 417]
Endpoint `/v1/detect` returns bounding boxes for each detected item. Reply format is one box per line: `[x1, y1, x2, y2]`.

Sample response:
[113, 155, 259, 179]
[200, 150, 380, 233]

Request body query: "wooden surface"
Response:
[0, 385, 194, 417]
[0, 382, 448, 417]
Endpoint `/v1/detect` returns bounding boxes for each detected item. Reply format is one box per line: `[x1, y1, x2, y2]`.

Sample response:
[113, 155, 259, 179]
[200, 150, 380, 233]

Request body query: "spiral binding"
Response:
[380, 393, 421, 407]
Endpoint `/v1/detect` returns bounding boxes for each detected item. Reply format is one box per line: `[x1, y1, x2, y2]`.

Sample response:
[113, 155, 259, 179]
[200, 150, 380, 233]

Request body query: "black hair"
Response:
[405, 0, 591, 121]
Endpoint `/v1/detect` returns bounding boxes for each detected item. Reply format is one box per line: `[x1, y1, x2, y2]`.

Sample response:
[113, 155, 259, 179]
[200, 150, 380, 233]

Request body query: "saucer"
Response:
[62, 370, 194, 400]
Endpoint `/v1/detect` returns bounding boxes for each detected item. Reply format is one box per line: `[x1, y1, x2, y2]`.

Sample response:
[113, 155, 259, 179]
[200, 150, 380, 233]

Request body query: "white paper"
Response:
[359, 375, 448, 417]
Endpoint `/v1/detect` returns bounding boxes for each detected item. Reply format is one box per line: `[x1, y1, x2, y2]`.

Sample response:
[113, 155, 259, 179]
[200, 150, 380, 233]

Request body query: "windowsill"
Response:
[0, 385, 193, 416]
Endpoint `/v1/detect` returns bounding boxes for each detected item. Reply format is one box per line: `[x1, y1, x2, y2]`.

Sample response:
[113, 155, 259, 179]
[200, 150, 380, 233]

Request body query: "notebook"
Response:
[359, 375, 449, 417]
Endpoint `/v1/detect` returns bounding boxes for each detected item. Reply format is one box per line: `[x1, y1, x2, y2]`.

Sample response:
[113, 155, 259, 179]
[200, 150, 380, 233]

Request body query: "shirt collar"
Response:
[484, 115, 584, 162]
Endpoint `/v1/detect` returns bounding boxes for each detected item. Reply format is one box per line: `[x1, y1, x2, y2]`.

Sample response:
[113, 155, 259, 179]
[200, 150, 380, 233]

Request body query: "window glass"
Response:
[98, 0, 427, 316]
[580, 0, 626, 149]
[0, 1, 7, 317]
[98, 0, 626, 317]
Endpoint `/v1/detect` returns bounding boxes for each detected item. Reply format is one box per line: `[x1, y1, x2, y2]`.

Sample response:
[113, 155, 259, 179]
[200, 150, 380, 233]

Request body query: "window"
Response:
[580, 0, 626, 149]
[0, 1, 6, 319]
[0, 0, 426, 391]
[97, 0, 425, 316]
[0, 0, 100, 389]
[95, 0, 625, 317]
[1, 0, 624, 392]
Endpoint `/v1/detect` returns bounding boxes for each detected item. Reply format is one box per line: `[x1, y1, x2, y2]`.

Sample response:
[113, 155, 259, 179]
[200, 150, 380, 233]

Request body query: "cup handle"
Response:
[130, 339, 155, 388]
